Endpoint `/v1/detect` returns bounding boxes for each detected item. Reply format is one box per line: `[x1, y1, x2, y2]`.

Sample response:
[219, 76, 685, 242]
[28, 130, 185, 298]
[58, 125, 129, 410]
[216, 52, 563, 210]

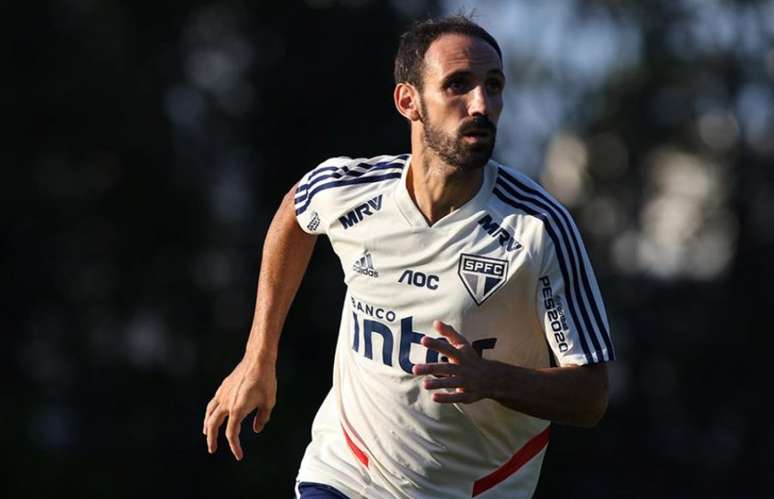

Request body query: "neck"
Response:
[407, 137, 485, 226]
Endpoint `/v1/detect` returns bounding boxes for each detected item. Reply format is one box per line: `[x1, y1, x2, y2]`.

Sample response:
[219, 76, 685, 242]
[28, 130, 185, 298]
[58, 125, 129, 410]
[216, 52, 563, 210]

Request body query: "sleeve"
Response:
[293, 157, 350, 235]
[535, 216, 614, 366]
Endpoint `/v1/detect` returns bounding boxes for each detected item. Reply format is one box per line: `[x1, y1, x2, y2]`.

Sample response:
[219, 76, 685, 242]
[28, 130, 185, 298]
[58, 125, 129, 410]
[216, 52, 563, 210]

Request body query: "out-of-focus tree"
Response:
[4, 0, 772, 497]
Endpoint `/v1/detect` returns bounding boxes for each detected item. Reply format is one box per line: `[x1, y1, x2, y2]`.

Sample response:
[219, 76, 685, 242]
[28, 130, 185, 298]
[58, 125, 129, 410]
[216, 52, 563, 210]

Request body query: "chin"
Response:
[455, 156, 490, 172]
[460, 148, 493, 170]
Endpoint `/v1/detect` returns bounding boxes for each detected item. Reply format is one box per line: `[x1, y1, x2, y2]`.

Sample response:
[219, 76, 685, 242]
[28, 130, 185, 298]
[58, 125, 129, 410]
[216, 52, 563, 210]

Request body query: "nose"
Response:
[467, 85, 490, 117]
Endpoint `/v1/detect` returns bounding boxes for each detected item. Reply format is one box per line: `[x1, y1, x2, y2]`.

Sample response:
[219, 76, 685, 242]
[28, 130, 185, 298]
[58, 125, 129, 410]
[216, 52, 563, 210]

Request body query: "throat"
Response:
[406, 160, 485, 226]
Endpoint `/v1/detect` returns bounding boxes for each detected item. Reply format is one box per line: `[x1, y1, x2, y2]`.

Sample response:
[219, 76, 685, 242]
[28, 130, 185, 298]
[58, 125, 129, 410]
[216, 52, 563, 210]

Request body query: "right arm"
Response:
[203, 184, 317, 461]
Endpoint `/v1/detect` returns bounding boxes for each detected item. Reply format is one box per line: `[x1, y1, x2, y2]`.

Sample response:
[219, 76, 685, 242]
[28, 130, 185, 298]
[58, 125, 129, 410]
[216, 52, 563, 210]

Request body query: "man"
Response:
[203, 15, 614, 499]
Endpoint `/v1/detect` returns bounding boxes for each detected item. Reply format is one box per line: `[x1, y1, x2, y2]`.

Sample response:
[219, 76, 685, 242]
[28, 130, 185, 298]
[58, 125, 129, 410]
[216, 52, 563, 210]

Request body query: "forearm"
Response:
[243, 186, 317, 370]
[484, 362, 609, 428]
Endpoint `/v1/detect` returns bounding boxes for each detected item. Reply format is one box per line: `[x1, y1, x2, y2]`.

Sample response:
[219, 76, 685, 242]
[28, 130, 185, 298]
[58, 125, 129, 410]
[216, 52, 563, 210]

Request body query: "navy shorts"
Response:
[296, 482, 349, 499]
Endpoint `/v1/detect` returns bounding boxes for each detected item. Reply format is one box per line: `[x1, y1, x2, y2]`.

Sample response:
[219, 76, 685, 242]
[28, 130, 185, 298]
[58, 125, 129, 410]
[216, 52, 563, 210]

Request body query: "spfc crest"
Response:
[457, 254, 509, 305]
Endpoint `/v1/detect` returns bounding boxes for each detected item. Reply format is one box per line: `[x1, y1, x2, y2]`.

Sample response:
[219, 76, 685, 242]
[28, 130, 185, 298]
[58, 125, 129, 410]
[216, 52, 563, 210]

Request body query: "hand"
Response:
[412, 321, 494, 404]
[203, 360, 277, 460]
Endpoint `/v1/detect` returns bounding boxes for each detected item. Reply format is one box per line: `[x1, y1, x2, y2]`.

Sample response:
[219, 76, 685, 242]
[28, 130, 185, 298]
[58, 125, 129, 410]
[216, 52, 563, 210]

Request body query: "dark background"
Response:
[5, 1, 773, 498]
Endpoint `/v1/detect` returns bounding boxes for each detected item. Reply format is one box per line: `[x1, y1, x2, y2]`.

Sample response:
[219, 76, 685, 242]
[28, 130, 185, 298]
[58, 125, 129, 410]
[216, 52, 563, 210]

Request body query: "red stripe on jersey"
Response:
[471, 426, 551, 497]
[341, 424, 369, 468]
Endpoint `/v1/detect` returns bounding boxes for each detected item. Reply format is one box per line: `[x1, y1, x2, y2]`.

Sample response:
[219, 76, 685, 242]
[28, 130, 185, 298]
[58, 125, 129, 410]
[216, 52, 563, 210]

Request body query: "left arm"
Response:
[413, 321, 609, 428]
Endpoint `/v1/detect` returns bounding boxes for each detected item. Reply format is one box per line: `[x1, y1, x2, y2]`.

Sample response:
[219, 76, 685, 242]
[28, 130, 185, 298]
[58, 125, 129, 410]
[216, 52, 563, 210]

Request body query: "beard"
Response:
[419, 101, 497, 172]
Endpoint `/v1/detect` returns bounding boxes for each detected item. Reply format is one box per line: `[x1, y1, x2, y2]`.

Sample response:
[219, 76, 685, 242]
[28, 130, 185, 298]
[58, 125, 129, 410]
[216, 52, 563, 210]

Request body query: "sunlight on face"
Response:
[418, 34, 505, 170]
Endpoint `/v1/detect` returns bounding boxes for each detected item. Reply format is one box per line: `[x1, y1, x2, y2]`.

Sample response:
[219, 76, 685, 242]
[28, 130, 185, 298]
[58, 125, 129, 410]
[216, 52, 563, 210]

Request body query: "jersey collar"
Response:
[393, 155, 496, 230]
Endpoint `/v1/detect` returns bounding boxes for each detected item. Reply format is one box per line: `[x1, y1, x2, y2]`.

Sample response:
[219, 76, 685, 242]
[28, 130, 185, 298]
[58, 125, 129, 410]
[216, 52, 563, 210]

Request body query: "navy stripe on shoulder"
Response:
[295, 172, 402, 215]
[295, 160, 404, 205]
[493, 187, 595, 364]
[307, 166, 340, 181]
[295, 156, 407, 205]
[496, 169, 613, 360]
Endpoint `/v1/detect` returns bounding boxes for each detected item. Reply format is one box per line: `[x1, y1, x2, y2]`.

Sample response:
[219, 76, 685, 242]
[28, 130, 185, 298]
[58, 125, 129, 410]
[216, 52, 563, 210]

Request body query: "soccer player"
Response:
[203, 15, 614, 499]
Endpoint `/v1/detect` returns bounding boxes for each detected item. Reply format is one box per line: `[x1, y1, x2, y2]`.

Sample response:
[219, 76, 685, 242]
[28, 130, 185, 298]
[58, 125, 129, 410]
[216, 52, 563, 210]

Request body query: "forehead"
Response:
[422, 33, 502, 81]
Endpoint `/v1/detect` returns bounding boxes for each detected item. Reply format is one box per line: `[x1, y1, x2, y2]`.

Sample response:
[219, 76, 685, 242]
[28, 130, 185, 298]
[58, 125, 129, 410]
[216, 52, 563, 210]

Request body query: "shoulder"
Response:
[294, 153, 409, 216]
[488, 161, 596, 273]
[486, 161, 587, 258]
[489, 161, 574, 225]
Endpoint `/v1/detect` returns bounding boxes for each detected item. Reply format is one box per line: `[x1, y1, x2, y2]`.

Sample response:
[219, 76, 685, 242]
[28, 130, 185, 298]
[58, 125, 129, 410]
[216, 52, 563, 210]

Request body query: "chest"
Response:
[329, 205, 536, 334]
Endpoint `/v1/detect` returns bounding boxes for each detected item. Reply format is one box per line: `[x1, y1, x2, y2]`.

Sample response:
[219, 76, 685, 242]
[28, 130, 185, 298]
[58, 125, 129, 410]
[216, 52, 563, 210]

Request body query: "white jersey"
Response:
[293, 154, 614, 498]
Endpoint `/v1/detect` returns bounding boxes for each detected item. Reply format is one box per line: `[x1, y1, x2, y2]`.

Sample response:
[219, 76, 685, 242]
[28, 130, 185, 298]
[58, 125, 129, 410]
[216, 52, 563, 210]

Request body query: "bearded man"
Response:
[203, 15, 614, 499]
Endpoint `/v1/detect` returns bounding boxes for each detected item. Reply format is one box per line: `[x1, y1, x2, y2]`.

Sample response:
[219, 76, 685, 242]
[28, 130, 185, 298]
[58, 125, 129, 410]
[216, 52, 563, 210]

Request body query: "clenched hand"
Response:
[203, 361, 276, 460]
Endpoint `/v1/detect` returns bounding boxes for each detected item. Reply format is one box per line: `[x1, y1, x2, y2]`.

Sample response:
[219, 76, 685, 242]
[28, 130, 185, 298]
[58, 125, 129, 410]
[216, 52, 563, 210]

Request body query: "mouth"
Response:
[462, 129, 493, 142]
[461, 125, 494, 136]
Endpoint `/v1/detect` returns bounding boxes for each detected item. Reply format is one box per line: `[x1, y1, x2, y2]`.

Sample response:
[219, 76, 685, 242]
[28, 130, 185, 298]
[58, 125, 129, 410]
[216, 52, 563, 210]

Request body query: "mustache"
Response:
[458, 116, 496, 135]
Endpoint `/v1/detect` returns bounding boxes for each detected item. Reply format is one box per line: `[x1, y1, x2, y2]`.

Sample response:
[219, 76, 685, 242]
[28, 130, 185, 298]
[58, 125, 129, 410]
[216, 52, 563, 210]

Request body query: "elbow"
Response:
[576, 362, 609, 428]
[579, 391, 608, 428]
[576, 379, 609, 428]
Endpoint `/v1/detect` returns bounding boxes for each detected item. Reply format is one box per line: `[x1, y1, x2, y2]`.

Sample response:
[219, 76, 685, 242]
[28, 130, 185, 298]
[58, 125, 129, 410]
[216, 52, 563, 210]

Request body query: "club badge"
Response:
[457, 254, 509, 305]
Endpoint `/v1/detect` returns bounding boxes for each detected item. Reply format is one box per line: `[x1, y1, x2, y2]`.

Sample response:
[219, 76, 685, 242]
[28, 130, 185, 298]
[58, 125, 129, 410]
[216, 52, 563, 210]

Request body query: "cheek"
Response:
[445, 99, 472, 125]
[429, 93, 465, 113]
[430, 102, 465, 128]
[490, 96, 504, 121]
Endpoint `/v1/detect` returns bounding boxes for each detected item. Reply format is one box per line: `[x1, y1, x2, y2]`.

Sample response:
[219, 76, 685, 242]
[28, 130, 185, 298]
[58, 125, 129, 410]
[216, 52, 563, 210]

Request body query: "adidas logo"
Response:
[353, 251, 379, 278]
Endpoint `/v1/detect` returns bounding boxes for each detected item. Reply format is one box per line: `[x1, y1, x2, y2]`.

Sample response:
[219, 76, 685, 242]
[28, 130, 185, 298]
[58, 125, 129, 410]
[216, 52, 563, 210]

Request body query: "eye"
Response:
[446, 77, 470, 94]
[486, 79, 504, 94]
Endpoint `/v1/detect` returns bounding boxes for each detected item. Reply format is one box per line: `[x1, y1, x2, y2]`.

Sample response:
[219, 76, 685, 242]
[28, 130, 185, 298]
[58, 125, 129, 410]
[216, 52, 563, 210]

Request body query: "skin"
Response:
[203, 189, 317, 460]
[394, 33, 505, 226]
[203, 32, 609, 461]
[414, 321, 608, 428]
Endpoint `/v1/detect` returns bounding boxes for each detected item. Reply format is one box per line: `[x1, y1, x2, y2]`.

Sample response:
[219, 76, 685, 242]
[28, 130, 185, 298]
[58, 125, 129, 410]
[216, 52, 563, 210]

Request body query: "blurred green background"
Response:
[4, 0, 773, 497]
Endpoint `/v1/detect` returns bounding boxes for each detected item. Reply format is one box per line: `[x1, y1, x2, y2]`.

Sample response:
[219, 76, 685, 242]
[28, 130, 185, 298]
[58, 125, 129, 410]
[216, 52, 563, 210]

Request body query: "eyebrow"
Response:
[441, 68, 505, 83]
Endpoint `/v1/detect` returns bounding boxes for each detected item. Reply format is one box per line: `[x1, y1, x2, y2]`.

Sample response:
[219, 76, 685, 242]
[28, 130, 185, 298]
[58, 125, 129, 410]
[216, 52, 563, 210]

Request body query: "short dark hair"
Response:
[394, 15, 502, 90]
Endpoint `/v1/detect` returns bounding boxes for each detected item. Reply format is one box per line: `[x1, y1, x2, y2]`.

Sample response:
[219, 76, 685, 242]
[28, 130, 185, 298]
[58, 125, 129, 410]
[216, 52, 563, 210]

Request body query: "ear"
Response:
[394, 82, 421, 122]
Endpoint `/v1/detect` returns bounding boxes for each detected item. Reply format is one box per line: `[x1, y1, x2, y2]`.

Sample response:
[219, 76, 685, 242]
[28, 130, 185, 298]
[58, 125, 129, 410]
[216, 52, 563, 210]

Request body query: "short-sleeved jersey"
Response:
[293, 154, 614, 499]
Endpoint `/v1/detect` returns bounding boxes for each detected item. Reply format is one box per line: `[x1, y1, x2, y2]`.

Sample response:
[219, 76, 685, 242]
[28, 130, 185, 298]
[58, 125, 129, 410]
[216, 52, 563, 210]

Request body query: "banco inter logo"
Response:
[339, 194, 383, 229]
[353, 251, 379, 278]
[458, 254, 508, 305]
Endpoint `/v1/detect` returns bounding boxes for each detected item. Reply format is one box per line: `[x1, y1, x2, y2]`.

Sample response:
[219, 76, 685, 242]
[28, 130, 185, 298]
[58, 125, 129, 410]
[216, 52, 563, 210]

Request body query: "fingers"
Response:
[421, 336, 459, 361]
[206, 408, 228, 454]
[433, 320, 466, 345]
[422, 375, 462, 390]
[225, 405, 246, 461]
[253, 409, 271, 433]
[203, 398, 218, 435]
[431, 390, 478, 404]
[412, 362, 460, 377]
[205, 402, 271, 459]
[414, 363, 479, 404]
